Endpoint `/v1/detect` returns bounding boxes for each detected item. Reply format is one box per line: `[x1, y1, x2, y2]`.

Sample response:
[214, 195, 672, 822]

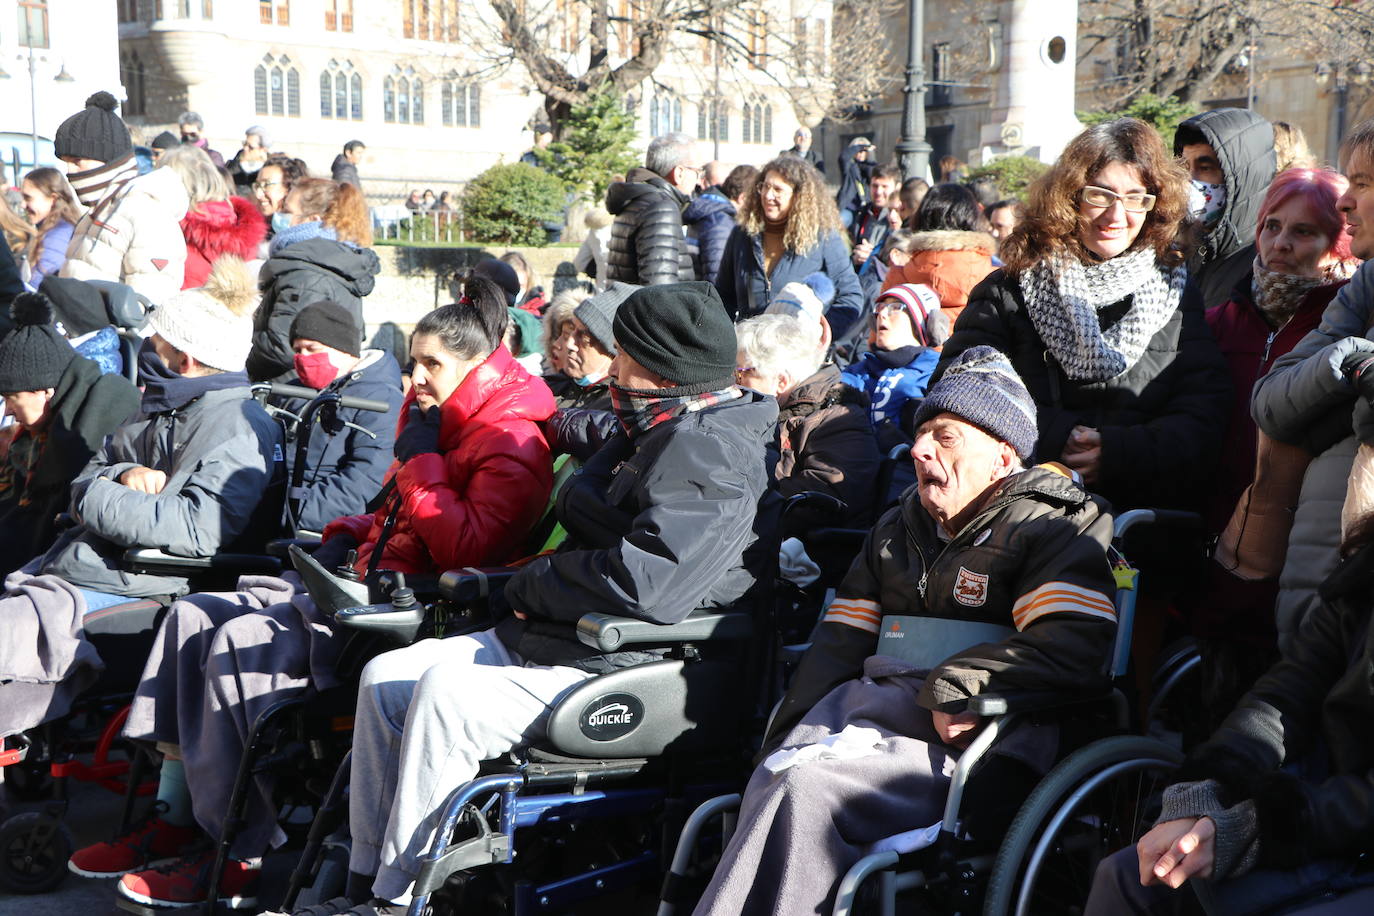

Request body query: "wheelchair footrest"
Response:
[411, 818, 512, 895]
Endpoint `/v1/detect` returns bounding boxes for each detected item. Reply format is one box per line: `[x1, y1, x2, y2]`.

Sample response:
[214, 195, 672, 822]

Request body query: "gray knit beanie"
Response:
[912, 346, 1038, 461]
[54, 92, 132, 164]
[573, 281, 639, 354]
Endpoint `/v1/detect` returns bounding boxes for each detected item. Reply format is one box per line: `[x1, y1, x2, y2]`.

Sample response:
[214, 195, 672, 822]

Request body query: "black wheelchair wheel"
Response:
[0, 811, 74, 894]
[983, 735, 1183, 916]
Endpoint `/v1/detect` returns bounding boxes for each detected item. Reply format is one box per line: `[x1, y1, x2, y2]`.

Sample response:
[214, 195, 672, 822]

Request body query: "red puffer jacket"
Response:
[180, 196, 266, 289]
[323, 345, 556, 574]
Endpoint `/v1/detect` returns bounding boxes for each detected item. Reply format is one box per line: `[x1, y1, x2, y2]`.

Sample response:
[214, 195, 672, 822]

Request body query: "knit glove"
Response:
[394, 404, 442, 463]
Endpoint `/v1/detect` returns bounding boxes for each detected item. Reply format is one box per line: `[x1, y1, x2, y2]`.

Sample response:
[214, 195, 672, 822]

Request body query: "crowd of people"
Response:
[1, 85, 1373, 916]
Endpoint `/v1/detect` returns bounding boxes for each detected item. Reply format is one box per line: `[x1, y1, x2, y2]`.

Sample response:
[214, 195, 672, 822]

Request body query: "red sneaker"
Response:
[68, 808, 202, 878]
[117, 850, 261, 910]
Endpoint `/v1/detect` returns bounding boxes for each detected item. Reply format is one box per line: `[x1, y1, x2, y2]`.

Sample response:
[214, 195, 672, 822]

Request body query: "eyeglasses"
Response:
[875, 300, 909, 314]
[252, 180, 283, 190]
[1080, 185, 1156, 213]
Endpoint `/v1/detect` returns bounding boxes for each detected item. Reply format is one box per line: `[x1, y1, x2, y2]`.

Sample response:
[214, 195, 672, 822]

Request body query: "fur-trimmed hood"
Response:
[901, 229, 996, 255]
[180, 196, 266, 256]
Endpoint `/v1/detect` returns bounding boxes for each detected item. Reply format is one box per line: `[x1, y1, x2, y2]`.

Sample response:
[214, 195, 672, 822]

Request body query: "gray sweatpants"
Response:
[347, 631, 591, 902]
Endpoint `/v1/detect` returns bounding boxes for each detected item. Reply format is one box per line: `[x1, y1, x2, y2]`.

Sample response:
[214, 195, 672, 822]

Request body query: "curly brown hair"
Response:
[999, 118, 1191, 275]
[737, 156, 842, 255]
[289, 178, 372, 247]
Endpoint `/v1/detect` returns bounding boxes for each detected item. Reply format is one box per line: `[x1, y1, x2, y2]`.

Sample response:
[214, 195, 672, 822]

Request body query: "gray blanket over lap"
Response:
[124, 572, 343, 859]
[0, 572, 105, 738]
[693, 655, 1057, 916]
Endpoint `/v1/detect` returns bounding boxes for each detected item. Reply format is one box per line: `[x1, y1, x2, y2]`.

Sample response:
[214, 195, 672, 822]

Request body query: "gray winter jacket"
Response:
[1251, 260, 1374, 650]
[37, 386, 285, 598]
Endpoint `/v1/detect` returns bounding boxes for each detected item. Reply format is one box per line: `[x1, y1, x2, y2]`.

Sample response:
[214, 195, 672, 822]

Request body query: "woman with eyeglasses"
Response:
[250, 154, 309, 236]
[937, 117, 1229, 517]
[715, 155, 864, 340]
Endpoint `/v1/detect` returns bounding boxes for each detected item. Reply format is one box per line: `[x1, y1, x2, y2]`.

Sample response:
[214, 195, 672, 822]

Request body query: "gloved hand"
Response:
[1335, 333, 1374, 398]
[394, 404, 443, 462]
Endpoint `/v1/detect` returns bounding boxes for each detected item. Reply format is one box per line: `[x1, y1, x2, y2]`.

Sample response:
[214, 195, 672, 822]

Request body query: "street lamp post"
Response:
[1316, 61, 1371, 160]
[894, 0, 931, 182]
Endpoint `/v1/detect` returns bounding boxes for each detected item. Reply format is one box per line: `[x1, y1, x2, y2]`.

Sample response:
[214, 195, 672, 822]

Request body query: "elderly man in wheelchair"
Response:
[687, 345, 1119, 915]
[319, 282, 778, 915]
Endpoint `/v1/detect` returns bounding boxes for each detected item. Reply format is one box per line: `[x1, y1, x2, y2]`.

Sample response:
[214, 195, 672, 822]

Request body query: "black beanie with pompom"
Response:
[54, 91, 132, 164]
[0, 293, 78, 394]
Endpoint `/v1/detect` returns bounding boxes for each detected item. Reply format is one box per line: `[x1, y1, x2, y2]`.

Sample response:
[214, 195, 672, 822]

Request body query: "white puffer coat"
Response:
[60, 166, 189, 307]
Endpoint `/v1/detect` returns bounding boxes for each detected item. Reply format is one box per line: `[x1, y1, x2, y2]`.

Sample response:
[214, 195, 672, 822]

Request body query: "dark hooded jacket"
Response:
[605, 167, 695, 286]
[0, 355, 140, 563]
[499, 389, 778, 672]
[1163, 537, 1374, 873]
[771, 365, 880, 527]
[249, 238, 380, 382]
[683, 190, 738, 284]
[273, 349, 404, 535]
[1175, 109, 1276, 311]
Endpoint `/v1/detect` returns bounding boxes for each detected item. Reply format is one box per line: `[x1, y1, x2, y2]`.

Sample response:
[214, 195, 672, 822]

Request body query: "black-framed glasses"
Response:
[1080, 185, 1156, 213]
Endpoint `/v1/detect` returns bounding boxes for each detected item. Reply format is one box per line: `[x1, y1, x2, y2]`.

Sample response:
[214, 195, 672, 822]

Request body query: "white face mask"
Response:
[1188, 178, 1227, 225]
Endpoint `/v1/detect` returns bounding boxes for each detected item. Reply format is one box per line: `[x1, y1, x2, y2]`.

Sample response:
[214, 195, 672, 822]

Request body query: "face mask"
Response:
[293, 352, 340, 389]
[1188, 178, 1227, 225]
[271, 212, 293, 233]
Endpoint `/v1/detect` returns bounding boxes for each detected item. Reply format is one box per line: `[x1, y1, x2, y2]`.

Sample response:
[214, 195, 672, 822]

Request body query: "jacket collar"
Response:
[900, 464, 1090, 543]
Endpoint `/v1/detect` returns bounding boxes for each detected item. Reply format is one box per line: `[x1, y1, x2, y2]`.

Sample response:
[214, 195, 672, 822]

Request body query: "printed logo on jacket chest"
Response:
[953, 566, 989, 607]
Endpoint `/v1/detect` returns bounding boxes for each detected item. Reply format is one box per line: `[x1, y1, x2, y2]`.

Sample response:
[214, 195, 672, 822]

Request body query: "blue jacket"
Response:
[715, 226, 863, 339]
[682, 191, 737, 284]
[840, 347, 940, 433]
[275, 349, 404, 534]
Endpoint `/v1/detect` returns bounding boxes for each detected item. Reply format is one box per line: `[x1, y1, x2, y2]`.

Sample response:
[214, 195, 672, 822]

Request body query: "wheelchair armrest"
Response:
[438, 567, 518, 603]
[334, 601, 425, 644]
[266, 537, 321, 559]
[122, 547, 282, 575]
[576, 610, 752, 652]
[968, 687, 1112, 717]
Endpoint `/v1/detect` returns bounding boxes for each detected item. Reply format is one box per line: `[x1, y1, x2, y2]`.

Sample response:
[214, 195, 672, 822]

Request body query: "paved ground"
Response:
[0, 773, 301, 916]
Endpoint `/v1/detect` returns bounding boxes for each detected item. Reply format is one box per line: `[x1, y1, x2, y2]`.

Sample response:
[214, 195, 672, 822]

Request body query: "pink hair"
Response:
[1256, 167, 1355, 264]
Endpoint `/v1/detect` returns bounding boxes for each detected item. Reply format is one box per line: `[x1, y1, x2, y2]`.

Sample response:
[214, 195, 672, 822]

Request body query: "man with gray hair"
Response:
[176, 110, 224, 168]
[604, 132, 699, 285]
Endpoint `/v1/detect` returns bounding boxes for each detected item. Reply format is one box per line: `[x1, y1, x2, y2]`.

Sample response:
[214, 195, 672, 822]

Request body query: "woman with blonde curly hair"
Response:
[716, 155, 863, 338]
[248, 177, 379, 381]
[938, 117, 1229, 515]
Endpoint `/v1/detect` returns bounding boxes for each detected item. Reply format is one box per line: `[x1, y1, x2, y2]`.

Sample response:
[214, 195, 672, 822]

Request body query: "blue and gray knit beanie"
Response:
[911, 346, 1038, 461]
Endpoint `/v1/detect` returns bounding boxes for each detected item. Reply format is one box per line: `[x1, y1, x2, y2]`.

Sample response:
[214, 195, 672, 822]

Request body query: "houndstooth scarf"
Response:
[1019, 248, 1187, 381]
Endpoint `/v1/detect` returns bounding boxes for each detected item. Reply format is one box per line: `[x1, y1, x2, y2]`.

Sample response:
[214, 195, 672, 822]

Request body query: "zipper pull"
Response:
[917, 571, 928, 599]
[1262, 330, 1277, 364]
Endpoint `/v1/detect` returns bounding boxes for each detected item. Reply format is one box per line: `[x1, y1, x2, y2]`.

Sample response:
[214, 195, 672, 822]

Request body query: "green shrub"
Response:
[461, 163, 566, 245]
[1079, 93, 1200, 149]
[964, 156, 1050, 200]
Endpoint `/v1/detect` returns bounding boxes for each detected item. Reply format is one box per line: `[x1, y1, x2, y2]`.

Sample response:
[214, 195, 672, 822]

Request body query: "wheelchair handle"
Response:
[265, 383, 392, 414]
[1112, 508, 1201, 540]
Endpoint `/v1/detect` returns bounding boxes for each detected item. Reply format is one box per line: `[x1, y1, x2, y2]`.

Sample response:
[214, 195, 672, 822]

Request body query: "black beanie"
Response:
[290, 301, 362, 356]
[0, 293, 78, 394]
[472, 259, 520, 306]
[150, 130, 179, 151]
[612, 282, 736, 391]
[54, 92, 132, 164]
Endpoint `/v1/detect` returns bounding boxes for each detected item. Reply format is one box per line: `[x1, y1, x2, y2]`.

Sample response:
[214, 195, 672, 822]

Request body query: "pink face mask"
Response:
[293, 351, 340, 389]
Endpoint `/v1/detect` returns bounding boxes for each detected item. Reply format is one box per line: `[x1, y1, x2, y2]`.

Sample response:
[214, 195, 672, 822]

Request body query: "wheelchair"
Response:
[657, 507, 1199, 916]
[0, 383, 392, 899]
[199, 489, 855, 916]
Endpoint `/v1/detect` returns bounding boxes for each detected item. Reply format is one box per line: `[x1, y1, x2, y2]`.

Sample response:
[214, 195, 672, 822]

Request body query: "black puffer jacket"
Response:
[1167, 537, 1374, 871]
[938, 269, 1231, 513]
[604, 168, 694, 286]
[1175, 108, 1276, 310]
[499, 390, 777, 671]
[772, 365, 879, 527]
[250, 238, 380, 382]
[0, 355, 140, 563]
